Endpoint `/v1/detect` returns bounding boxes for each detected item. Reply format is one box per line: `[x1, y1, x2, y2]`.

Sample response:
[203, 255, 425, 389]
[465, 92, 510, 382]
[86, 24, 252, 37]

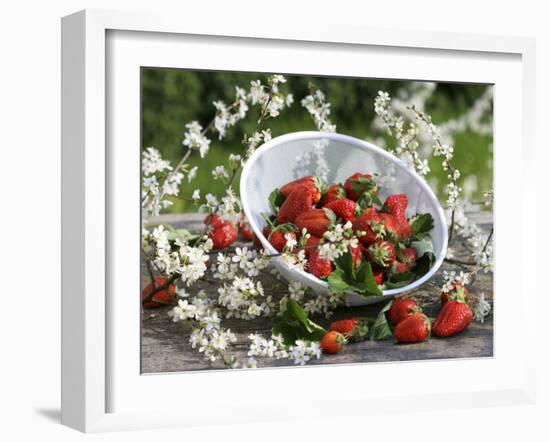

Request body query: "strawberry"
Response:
[320, 331, 346, 354]
[267, 227, 297, 253]
[209, 220, 238, 249]
[321, 183, 346, 206]
[373, 268, 385, 285]
[396, 217, 412, 239]
[141, 276, 176, 309]
[383, 194, 408, 217]
[324, 198, 357, 223]
[350, 244, 363, 268]
[237, 215, 254, 241]
[203, 213, 224, 229]
[394, 312, 431, 344]
[344, 172, 378, 201]
[378, 213, 401, 240]
[367, 240, 396, 268]
[433, 296, 473, 337]
[440, 284, 470, 305]
[353, 207, 383, 246]
[304, 235, 321, 257]
[394, 261, 410, 273]
[388, 298, 419, 325]
[280, 176, 323, 203]
[277, 184, 314, 223]
[398, 247, 418, 266]
[329, 319, 369, 341]
[295, 208, 335, 238]
[306, 249, 333, 278]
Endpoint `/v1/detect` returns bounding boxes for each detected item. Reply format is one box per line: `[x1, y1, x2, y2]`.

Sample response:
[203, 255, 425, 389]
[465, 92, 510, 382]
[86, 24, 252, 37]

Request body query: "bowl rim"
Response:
[240, 130, 448, 297]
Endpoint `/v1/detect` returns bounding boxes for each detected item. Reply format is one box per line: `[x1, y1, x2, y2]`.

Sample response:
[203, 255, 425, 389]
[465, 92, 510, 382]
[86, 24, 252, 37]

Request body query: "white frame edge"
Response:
[61, 9, 537, 433]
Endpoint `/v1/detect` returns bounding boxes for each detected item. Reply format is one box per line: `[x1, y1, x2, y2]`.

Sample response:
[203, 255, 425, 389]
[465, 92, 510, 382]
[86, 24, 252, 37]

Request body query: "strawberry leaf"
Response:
[328, 253, 382, 297]
[410, 213, 434, 237]
[272, 299, 327, 346]
[268, 188, 285, 213]
[384, 271, 415, 289]
[369, 301, 393, 341]
[327, 270, 350, 294]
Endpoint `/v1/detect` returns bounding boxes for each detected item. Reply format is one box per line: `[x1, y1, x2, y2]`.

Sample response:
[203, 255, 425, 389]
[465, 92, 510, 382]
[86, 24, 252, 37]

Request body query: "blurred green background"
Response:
[141, 68, 493, 213]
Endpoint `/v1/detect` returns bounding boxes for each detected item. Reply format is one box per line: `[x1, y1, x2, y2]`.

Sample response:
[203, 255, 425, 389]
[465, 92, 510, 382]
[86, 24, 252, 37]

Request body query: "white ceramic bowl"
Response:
[240, 131, 448, 305]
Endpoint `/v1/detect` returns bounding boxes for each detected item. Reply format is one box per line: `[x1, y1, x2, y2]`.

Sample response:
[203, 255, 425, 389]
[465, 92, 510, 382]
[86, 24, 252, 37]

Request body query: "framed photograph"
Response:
[61, 9, 537, 432]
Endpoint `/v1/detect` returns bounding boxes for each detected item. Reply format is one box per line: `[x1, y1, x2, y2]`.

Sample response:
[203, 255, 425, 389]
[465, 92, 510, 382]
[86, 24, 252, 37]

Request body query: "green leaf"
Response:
[384, 271, 415, 289]
[410, 237, 435, 258]
[268, 188, 285, 213]
[410, 213, 434, 237]
[322, 207, 337, 224]
[166, 228, 198, 242]
[272, 299, 327, 346]
[413, 253, 435, 279]
[355, 261, 383, 297]
[369, 301, 394, 341]
[334, 251, 355, 278]
[327, 270, 350, 294]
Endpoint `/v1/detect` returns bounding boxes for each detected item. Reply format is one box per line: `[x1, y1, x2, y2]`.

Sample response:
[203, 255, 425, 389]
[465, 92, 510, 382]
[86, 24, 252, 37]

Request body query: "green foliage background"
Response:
[141, 68, 493, 213]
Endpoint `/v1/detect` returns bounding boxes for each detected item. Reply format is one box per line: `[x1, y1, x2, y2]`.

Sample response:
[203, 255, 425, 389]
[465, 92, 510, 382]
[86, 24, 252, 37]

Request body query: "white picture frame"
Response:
[61, 9, 537, 433]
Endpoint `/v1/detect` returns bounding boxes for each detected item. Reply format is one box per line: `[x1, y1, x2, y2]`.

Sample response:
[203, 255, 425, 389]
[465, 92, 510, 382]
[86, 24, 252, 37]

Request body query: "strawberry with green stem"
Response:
[433, 291, 473, 337]
[321, 183, 346, 206]
[394, 312, 431, 344]
[295, 208, 336, 238]
[367, 240, 396, 268]
[277, 184, 314, 223]
[344, 172, 379, 202]
[388, 298, 420, 325]
[329, 319, 369, 341]
[280, 175, 325, 203]
[320, 331, 347, 354]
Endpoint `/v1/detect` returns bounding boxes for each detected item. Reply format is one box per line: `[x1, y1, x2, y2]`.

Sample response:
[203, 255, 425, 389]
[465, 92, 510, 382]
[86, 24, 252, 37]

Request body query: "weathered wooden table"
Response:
[141, 212, 493, 373]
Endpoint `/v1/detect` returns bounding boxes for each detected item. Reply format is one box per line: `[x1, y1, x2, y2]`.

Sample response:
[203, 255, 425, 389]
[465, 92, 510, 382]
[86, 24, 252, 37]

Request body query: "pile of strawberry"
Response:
[320, 284, 474, 353]
[263, 172, 434, 292]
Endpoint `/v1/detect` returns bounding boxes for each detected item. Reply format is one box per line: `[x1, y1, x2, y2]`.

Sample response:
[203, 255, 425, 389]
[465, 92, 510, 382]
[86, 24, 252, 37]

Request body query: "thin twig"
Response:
[444, 257, 477, 266]
[481, 227, 493, 254]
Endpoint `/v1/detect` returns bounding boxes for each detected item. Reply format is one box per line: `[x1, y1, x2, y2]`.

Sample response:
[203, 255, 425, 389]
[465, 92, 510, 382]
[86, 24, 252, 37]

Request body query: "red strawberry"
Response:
[280, 176, 323, 203]
[237, 215, 254, 241]
[384, 194, 408, 217]
[306, 249, 333, 278]
[394, 312, 431, 344]
[267, 228, 297, 253]
[440, 284, 470, 305]
[344, 172, 378, 201]
[353, 207, 383, 246]
[203, 213, 224, 228]
[324, 198, 357, 223]
[396, 217, 412, 239]
[209, 220, 238, 249]
[378, 213, 401, 240]
[320, 331, 346, 354]
[350, 244, 362, 269]
[329, 319, 369, 341]
[394, 261, 410, 273]
[433, 297, 473, 337]
[141, 276, 176, 309]
[304, 235, 321, 257]
[388, 298, 419, 325]
[367, 240, 396, 268]
[398, 247, 418, 266]
[295, 208, 335, 238]
[277, 184, 314, 223]
[321, 183, 346, 206]
[373, 268, 385, 285]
